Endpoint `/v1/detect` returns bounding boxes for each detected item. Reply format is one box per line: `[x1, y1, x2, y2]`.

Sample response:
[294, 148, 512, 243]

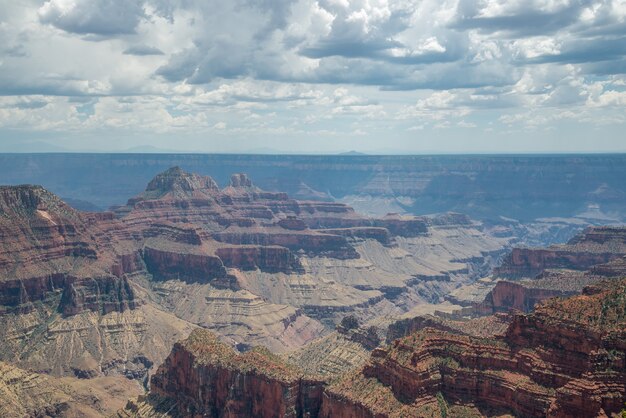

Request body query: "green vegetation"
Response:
[436, 392, 448, 418]
[340, 314, 360, 331]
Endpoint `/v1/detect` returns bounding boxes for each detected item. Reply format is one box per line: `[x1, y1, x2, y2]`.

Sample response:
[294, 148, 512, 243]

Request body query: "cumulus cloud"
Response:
[38, 0, 146, 35]
[0, 0, 625, 152]
[123, 45, 164, 56]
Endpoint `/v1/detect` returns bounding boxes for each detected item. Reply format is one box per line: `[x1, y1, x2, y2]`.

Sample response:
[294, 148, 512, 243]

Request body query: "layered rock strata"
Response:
[125, 277, 626, 417]
[322, 278, 626, 417]
[150, 329, 325, 418]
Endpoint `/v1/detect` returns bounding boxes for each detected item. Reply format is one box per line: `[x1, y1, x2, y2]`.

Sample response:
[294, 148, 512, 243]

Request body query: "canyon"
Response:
[118, 236, 626, 417]
[0, 163, 624, 417]
[1, 153, 625, 223]
[0, 166, 515, 416]
[120, 275, 626, 417]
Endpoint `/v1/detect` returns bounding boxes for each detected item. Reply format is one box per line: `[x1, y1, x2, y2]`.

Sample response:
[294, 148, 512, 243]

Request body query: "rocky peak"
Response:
[0, 185, 78, 220]
[568, 226, 626, 245]
[229, 173, 254, 188]
[144, 167, 219, 197]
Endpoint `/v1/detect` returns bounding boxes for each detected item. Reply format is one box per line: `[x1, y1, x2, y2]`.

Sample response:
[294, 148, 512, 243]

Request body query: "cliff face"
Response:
[323, 278, 626, 418]
[0, 185, 139, 317]
[495, 247, 620, 278]
[143, 246, 229, 284]
[213, 229, 360, 259]
[150, 329, 325, 418]
[126, 277, 625, 418]
[473, 280, 574, 315]
[494, 226, 626, 278]
[215, 246, 304, 273]
[462, 227, 626, 317]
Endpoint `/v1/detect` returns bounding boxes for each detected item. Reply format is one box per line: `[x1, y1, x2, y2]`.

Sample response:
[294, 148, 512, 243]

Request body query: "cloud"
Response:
[123, 45, 164, 56]
[524, 36, 626, 64]
[0, 0, 625, 153]
[38, 0, 146, 35]
[451, 0, 588, 35]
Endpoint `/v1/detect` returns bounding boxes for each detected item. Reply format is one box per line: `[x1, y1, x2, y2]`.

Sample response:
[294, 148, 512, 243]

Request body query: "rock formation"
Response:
[141, 329, 325, 418]
[494, 226, 626, 278]
[320, 276, 626, 417]
[0, 167, 522, 417]
[451, 226, 626, 315]
[121, 276, 626, 417]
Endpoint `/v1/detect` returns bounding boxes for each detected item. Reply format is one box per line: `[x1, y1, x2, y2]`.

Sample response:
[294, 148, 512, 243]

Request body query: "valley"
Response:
[0, 161, 623, 417]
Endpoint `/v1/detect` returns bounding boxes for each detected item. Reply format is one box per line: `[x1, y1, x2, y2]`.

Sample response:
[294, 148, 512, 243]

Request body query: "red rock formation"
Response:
[277, 216, 307, 231]
[59, 274, 137, 316]
[213, 229, 360, 259]
[323, 278, 626, 417]
[495, 247, 619, 278]
[143, 245, 229, 285]
[150, 329, 325, 418]
[215, 245, 304, 273]
[494, 226, 626, 278]
[0, 185, 139, 317]
[474, 280, 574, 314]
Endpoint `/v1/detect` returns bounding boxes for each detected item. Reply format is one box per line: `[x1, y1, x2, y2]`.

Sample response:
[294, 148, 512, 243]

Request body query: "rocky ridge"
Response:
[121, 276, 626, 417]
[0, 167, 517, 416]
[449, 226, 626, 315]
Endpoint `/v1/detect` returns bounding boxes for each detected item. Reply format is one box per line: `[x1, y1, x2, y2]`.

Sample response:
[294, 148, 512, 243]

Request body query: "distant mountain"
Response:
[0, 153, 625, 222]
[0, 140, 67, 153]
[338, 150, 367, 156]
[121, 145, 189, 153]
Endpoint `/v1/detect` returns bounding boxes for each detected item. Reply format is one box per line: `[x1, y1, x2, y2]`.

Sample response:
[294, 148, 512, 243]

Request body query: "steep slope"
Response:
[113, 168, 510, 348]
[0, 184, 200, 412]
[124, 329, 325, 418]
[323, 277, 626, 417]
[0, 361, 143, 417]
[450, 226, 626, 313]
[121, 277, 626, 418]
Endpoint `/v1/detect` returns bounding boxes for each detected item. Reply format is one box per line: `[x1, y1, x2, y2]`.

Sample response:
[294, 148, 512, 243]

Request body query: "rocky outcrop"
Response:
[373, 216, 428, 237]
[141, 166, 219, 200]
[322, 278, 626, 417]
[473, 280, 574, 315]
[213, 229, 360, 259]
[150, 329, 325, 418]
[0, 185, 139, 317]
[277, 217, 307, 231]
[494, 226, 626, 278]
[143, 245, 230, 285]
[215, 246, 304, 273]
[142, 222, 203, 245]
[494, 247, 619, 278]
[229, 173, 253, 188]
[59, 274, 138, 316]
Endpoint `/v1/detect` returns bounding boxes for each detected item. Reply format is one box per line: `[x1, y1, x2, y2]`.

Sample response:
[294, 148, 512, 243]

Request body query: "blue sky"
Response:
[1, 0, 625, 153]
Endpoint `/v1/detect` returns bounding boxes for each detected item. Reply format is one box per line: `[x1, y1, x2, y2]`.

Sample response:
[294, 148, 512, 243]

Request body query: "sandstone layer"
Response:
[122, 276, 626, 417]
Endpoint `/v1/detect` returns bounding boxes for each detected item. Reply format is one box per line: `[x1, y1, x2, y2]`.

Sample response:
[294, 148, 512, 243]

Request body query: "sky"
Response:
[0, 0, 625, 154]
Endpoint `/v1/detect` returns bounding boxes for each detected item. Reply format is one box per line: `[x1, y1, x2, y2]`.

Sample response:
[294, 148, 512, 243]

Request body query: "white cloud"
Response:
[0, 0, 624, 152]
[38, 0, 146, 35]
